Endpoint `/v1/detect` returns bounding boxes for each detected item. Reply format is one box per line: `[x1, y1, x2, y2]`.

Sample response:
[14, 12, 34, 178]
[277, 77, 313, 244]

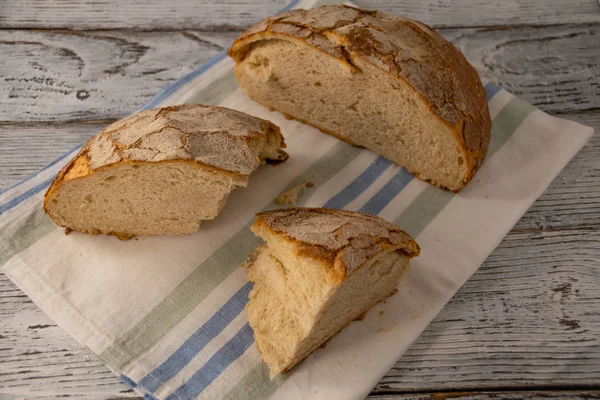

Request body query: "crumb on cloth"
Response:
[275, 181, 314, 205]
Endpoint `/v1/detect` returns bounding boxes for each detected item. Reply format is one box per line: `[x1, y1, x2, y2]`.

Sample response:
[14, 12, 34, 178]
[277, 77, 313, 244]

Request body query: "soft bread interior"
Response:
[246, 224, 411, 378]
[234, 39, 468, 191]
[45, 161, 243, 238]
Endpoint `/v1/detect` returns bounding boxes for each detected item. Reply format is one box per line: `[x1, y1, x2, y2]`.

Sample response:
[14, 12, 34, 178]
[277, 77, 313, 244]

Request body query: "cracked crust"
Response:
[252, 208, 419, 277]
[43, 104, 288, 234]
[45, 104, 287, 197]
[228, 5, 491, 188]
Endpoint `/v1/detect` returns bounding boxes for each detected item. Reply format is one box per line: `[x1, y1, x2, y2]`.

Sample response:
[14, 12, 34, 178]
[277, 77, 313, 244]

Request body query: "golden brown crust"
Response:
[253, 207, 419, 277]
[229, 5, 491, 189]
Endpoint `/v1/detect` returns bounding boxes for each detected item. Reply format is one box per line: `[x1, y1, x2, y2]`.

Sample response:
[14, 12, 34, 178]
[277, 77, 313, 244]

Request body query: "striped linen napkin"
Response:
[0, 0, 594, 399]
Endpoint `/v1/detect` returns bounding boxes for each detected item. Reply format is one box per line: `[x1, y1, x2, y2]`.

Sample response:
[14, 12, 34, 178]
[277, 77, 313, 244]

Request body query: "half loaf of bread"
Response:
[244, 207, 420, 378]
[44, 104, 287, 239]
[228, 5, 491, 191]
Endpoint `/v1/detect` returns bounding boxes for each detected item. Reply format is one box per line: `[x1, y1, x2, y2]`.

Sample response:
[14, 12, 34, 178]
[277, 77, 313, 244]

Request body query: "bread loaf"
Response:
[243, 207, 420, 377]
[228, 5, 491, 191]
[44, 104, 287, 239]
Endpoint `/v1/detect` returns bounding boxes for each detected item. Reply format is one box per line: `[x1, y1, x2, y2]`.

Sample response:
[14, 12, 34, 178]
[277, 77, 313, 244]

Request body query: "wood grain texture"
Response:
[374, 230, 600, 393]
[0, 30, 238, 122]
[514, 113, 600, 232]
[0, 273, 137, 399]
[1, 0, 599, 30]
[1, 24, 598, 123]
[442, 25, 600, 114]
[0, 123, 104, 188]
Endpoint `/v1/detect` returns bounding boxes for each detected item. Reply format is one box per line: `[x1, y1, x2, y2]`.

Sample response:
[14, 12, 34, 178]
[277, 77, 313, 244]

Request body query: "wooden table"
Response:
[1, 1, 599, 399]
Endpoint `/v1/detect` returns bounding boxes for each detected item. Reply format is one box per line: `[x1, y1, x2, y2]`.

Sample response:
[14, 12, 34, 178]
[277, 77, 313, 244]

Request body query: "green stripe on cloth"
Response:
[222, 364, 285, 400]
[395, 96, 536, 237]
[222, 96, 537, 400]
[0, 204, 57, 268]
[100, 141, 362, 370]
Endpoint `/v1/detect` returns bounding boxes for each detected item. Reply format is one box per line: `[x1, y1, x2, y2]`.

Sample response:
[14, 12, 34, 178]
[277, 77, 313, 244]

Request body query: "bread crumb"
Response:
[378, 327, 391, 333]
[64, 227, 72, 236]
[379, 310, 385, 316]
[275, 181, 313, 205]
[412, 313, 420, 319]
[78, 252, 82, 257]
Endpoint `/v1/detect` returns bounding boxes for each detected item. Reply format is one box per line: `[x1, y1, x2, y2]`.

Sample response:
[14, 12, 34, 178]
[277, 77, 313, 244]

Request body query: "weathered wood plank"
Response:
[1, 0, 599, 30]
[0, 30, 238, 122]
[374, 229, 600, 393]
[369, 391, 600, 399]
[1, 24, 598, 123]
[0, 273, 138, 399]
[513, 113, 600, 232]
[1, 227, 599, 397]
[441, 24, 600, 113]
[0, 123, 104, 189]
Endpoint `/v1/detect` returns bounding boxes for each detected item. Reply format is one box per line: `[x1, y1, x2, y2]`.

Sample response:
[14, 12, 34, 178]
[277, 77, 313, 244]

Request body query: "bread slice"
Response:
[228, 5, 491, 192]
[243, 207, 420, 378]
[44, 104, 287, 239]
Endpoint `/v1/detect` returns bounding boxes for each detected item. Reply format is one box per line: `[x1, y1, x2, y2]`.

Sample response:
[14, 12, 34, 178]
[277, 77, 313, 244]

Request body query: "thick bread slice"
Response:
[244, 207, 419, 378]
[228, 5, 491, 191]
[44, 104, 287, 239]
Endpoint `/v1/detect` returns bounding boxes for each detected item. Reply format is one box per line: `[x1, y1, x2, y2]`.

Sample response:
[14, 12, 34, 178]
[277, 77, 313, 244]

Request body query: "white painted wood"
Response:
[1, 0, 599, 30]
[1, 25, 598, 123]
[0, 30, 238, 122]
[513, 113, 600, 232]
[375, 229, 600, 393]
[0, 273, 138, 399]
[441, 25, 600, 114]
[0, 123, 104, 188]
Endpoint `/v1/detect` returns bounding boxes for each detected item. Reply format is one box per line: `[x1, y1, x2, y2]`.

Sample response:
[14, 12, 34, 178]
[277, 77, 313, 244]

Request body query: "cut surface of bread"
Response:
[243, 208, 420, 378]
[44, 104, 287, 239]
[228, 5, 491, 191]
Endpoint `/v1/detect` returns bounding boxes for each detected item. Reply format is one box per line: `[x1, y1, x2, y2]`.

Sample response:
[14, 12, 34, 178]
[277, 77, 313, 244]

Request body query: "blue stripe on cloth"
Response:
[143, 394, 159, 400]
[484, 82, 502, 101]
[359, 168, 414, 215]
[137, 156, 407, 396]
[120, 374, 138, 389]
[0, 176, 55, 215]
[138, 282, 252, 393]
[323, 156, 391, 209]
[165, 324, 255, 400]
